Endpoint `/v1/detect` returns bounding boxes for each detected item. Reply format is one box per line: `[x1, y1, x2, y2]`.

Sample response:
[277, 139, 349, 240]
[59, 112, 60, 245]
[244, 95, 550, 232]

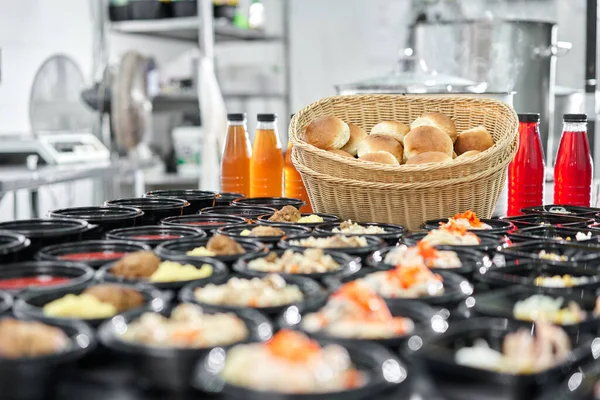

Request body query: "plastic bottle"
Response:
[554, 114, 593, 206]
[220, 113, 252, 196]
[250, 113, 283, 197]
[284, 115, 312, 212]
[507, 113, 545, 216]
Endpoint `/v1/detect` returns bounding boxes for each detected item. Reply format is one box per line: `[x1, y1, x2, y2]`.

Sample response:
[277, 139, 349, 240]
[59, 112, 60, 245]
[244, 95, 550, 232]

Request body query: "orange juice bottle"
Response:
[250, 113, 283, 197]
[220, 113, 252, 196]
[285, 141, 312, 212]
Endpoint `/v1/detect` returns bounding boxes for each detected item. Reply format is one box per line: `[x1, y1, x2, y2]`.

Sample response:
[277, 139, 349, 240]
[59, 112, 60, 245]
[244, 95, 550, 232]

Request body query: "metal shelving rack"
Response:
[106, 0, 291, 117]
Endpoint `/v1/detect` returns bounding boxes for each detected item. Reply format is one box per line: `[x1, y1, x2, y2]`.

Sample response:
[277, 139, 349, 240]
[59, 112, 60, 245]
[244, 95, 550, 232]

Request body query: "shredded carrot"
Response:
[417, 241, 438, 261]
[343, 369, 363, 389]
[248, 297, 259, 307]
[266, 330, 321, 362]
[170, 328, 202, 344]
[386, 264, 442, 289]
[452, 210, 483, 228]
[289, 264, 299, 274]
[440, 220, 468, 235]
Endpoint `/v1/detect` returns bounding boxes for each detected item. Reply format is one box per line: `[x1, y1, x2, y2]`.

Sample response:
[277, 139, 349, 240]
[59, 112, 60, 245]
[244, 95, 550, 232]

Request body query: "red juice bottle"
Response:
[554, 114, 593, 206]
[507, 114, 545, 216]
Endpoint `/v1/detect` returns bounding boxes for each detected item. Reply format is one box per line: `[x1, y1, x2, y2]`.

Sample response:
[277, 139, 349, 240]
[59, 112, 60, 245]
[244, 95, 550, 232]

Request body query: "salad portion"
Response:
[421, 222, 481, 246]
[247, 249, 341, 274]
[512, 295, 586, 325]
[221, 330, 366, 393]
[333, 220, 386, 235]
[302, 281, 414, 339]
[359, 264, 444, 298]
[455, 323, 570, 374]
[289, 235, 368, 249]
[268, 206, 324, 224]
[384, 242, 462, 269]
[534, 274, 591, 288]
[441, 211, 492, 230]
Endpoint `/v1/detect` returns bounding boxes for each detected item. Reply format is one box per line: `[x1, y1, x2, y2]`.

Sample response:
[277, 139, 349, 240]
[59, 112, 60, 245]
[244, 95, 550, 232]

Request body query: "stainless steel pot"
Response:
[548, 87, 585, 167]
[413, 19, 570, 160]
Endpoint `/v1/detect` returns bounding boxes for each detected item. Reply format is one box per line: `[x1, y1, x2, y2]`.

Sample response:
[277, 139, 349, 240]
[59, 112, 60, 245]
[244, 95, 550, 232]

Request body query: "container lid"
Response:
[49, 206, 143, 222]
[335, 54, 488, 94]
[0, 218, 90, 237]
[227, 113, 246, 121]
[564, 114, 587, 122]
[518, 113, 540, 123]
[257, 113, 277, 122]
[144, 190, 217, 201]
[104, 197, 188, 211]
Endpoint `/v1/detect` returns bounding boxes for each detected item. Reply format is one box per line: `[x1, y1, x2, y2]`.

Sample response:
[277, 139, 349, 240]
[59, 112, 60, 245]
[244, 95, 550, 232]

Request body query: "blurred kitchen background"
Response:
[0, 0, 596, 220]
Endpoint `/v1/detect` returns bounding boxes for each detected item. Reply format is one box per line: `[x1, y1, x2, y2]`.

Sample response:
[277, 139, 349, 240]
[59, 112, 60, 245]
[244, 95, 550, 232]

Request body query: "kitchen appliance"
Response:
[0, 132, 110, 166]
[412, 19, 571, 160]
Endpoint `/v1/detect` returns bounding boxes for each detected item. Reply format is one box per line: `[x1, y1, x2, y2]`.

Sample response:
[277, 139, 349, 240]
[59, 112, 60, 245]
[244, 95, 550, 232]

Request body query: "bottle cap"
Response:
[563, 114, 587, 122]
[518, 113, 540, 123]
[227, 113, 246, 122]
[257, 113, 277, 122]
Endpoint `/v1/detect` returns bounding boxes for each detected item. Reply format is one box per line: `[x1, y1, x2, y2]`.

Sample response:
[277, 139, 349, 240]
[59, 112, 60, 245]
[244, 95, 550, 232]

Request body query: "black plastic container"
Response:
[98, 303, 272, 392]
[422, 218, 514, 237]
[0, 317, 95, 400]
[508, 225, 600, 244]
[172, 0, 197, 17]
[0, 218, 92, 259]
[36, 240, 151, 269]
[192, 338, 407, 399]
[475, 260, 600, 292]
[0, 261, 94, 295]
[521, 204, 600, 217]
[0, 230, 30, 264]
[13, 282, 165, 328]
[48, 206, 144, 240]
[501, 214, 594, 229]
[414, 318, 593, 400]
[215, 192, 245, 206]
[315, 222, 405, 245]
[161, 214, 247, 235]
[278, 299, 439, 349]
[105, 225, 205, 248]
[155, 237, 266, 267]
[367, 245, 487, 278]
[201, 206, 277, 221]
[97, 256, 229, 291]
[257, 212, 341, 230]
[463, 286, 600, 335]
[549, 360, 600, 399]
[144, 189, 216, 215]
[232, 197, 305, 210]
[325, 269, 473, 309]
[0, 290, 12, 315]
[233, 249, 361, 281]
[179, 274, 325, 316]
[104, 197, 188, 225]
[129, 0, 171, 19]
[279, 233, 383, 260]
[217, 223, 310, 248]
[497, 240, 600, 266]
[402, 231, 503, 254]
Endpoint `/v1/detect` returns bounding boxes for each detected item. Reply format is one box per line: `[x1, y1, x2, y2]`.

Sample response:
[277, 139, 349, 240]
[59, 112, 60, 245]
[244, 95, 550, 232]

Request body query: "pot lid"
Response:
[336, 53, 487, 94]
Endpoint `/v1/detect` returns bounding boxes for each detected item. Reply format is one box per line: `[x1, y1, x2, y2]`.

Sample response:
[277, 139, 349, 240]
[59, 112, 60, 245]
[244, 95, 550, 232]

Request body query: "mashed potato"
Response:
[44, 293, 117, 319]
[149, 261, 213, 283]
[297, 215, 324, 224]
[186, 247, 216, 257]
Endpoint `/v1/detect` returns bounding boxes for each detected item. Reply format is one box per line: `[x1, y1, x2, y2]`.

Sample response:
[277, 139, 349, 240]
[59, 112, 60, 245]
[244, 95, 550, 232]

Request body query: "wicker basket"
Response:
[289, 94, 519, 184]
[289, 94, 519, 230]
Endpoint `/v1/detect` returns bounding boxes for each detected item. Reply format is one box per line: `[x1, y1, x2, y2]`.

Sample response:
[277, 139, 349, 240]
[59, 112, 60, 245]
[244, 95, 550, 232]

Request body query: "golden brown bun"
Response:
[356, 134, 403, 163]
[452, 151, 457, 159]
[370, 121, 410, 144]
[411, 112, 458, 142]
[329, 149, 355, 158]
[405, 151, 452, 165]
[340, 123, 367, 156]
[303, 116, 350, 150]
[457, 150, 482, 159]
[359, 151, 400, 165]
[403, 126, 453, 160]
[455, 126, 494, 154]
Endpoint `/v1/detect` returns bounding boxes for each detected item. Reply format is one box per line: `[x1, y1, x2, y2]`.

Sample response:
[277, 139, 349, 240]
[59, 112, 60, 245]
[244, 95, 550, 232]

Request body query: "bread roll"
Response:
[411, 112, 458, 142]
[455, 126, 494, 155]
[405, 151, 452, 165]
[329, 149, 355, 158]
[452, 151, 457, 159]
[370, 121, 410, 144]
[403, 126, 453, 160]
[356, 134, 403, 163]
[340, 123, 367, 156]
[303, 116, 350, 150]
[457, 150, 481, 159]
[359, 151, 400, 166]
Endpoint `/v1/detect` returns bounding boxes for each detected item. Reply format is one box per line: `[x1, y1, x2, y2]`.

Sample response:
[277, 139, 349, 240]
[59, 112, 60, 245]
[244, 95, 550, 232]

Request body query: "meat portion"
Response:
[0, 318, 69, 358]
[83, 284, 145, 313]
[250, 225, 285, 237]
[207, 234, 246, 256]
[268, 205, 301, 223]
[111, 251, 160, 279]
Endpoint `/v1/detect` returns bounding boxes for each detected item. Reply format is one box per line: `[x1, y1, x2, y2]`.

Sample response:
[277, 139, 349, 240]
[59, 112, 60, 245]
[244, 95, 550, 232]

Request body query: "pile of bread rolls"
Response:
[302, 112, 494, 166]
